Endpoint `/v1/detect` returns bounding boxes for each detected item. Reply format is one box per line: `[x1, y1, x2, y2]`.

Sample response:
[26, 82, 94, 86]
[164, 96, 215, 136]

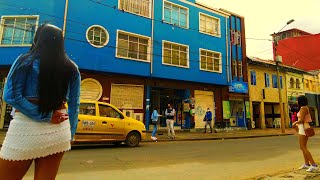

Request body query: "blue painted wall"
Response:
[65, 0, 152, 77]
[152, 0, 228, 85]
[0, 0, 65, 65]
[230, 15, 244, 82]
[0, 0, 231, 86]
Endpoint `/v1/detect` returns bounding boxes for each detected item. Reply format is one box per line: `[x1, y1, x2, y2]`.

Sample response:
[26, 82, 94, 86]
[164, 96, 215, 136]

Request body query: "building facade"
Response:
[247, 57, 288, 129]
[218, 9, 249, 128]
[0, 0, 247, 130]
[273, 28, 320, 71]
[303, 72, 319, 126]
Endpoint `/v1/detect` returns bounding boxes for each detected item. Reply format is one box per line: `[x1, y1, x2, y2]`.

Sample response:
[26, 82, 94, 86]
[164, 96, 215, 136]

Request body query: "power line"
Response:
[2, 23, 314, 72]
[0, 0, 272, 41]
[0, 23, 241, 62]
[0, 6, 260, 59]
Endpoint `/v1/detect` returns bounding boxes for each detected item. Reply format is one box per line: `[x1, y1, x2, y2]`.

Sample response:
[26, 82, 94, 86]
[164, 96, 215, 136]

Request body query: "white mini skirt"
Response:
[0, 110, 71, 161]
[297, 123, 310, 136]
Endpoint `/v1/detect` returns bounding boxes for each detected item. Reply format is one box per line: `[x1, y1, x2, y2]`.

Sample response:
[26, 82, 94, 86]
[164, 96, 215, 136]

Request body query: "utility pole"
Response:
[272, 19, 294, 133]
[273, 35, 285, 133]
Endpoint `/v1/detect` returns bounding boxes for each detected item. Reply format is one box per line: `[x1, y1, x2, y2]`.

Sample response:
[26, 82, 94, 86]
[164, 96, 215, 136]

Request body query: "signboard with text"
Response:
[229, 82, 248, 94]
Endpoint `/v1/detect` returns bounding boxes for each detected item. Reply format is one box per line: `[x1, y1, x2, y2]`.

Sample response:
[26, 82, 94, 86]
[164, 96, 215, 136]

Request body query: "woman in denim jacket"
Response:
[0, 24, 80, 179]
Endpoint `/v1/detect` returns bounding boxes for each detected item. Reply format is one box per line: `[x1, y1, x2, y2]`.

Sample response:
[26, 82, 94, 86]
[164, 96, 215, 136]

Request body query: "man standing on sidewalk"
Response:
[203, 108, 213, 133]
[165, 103, 175, 139]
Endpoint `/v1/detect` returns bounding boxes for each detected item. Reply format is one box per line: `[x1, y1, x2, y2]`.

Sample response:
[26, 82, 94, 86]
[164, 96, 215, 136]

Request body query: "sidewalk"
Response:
[251, 168, 320, 180]
[143, 128, 296, 142]
[0, 128, 300, 146]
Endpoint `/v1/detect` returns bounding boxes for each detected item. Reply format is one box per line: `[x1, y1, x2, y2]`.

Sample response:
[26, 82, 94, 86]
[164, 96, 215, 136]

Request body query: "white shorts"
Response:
[0, 110, 71, 161]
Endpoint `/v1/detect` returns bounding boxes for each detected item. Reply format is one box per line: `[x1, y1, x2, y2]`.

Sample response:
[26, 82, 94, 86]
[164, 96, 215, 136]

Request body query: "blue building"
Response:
[0, 0, 248, 130]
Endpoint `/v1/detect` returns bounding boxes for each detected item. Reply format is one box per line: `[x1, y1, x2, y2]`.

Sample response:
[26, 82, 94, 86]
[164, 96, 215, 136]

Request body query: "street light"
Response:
[273, 19, 295, 133]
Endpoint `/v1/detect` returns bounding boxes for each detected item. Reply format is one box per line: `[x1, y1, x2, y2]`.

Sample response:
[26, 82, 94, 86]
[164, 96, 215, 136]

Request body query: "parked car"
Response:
[74, 100, 146, 147]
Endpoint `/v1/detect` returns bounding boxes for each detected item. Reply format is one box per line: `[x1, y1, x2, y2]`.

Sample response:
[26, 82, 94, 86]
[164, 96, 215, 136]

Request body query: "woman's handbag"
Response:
[304, 107, 315, 137]
[305, 126, 315, 137]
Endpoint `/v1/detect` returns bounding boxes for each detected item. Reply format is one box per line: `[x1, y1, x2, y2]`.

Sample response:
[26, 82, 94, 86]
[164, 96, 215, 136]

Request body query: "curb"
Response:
[0, 133, 294, 148]
[142, 133, 294, 143]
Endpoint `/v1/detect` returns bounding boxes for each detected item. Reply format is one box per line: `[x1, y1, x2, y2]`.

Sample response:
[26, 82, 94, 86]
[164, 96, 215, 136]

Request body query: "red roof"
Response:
[276, 34, 320, 71]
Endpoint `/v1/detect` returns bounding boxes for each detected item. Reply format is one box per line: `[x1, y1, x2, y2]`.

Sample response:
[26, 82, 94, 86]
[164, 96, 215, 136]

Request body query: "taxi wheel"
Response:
[125, 132, 141, 147]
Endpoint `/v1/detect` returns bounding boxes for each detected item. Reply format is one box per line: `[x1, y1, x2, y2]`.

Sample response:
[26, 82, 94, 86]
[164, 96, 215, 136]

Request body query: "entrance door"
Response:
[76, 102, 105, 140]
[252, 103, 260, 128]
[194, 90, 214, 128]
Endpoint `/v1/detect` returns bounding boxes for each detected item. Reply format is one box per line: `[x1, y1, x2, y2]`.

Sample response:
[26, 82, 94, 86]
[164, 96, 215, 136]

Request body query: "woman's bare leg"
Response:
[34, 152, 65, 180]
[299, 135, 316, 165]
[0, 158, 33, 179]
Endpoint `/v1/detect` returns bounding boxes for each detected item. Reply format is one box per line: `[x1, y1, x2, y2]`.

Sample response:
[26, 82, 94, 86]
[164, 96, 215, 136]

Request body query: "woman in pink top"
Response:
[292, 95, 318, 172]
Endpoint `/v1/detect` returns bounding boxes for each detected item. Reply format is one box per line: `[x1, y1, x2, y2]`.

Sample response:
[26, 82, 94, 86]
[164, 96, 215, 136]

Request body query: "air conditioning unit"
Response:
[276, 55, 282, 63]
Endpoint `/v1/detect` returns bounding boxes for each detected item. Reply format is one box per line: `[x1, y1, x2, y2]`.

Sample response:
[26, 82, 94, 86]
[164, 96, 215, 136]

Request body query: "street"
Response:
[23, 134, 320, 180]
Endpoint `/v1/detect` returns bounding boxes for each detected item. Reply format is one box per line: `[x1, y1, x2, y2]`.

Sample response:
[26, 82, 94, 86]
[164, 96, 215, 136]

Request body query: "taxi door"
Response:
[98, 104, 125, 140]
[76, 102, 108, 141]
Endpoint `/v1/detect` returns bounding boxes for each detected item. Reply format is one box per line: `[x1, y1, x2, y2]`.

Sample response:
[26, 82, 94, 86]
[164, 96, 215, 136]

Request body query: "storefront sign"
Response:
[223, 101, 231, 119]
[229, 82, 248, 94]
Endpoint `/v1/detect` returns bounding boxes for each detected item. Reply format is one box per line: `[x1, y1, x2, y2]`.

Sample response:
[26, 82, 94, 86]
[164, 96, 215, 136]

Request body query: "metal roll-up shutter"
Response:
[194, 90, 215, 128]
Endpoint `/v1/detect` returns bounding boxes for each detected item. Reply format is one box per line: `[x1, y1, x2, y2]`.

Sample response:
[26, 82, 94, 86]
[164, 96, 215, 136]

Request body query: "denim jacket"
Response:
[3, 55, 81, 140]
[151, 110, 160, 121]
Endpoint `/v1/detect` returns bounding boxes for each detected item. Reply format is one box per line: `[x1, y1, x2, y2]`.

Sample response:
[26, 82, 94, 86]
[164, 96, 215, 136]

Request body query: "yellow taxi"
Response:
[74, 100, 146, 147]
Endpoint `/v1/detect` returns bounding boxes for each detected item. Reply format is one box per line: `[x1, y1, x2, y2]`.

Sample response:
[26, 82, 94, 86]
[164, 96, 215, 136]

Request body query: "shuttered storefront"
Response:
[194, 90, 215, 128]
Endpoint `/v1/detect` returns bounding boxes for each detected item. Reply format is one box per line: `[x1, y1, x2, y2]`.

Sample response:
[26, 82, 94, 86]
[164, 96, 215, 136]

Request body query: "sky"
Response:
[197, 0, 320, 60]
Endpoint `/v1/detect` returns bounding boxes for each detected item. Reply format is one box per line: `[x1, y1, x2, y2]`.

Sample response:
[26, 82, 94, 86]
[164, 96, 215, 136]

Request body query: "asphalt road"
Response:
[23, 135, 320, 180]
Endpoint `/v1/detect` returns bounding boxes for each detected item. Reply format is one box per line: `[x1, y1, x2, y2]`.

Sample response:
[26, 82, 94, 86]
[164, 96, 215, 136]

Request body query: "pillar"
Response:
[184, 89, 191, 129]
[260, 101, 266, 129]
[145, 86, 151, 131]
[249, 100, 253, 128]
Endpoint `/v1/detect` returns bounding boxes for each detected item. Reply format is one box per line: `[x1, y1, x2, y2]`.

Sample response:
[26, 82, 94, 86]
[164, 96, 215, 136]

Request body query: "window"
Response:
[280, 76, 283, 88]
[79, 103, 96, 116]
[231, 30, 241, 46]
[305, 80, 309, 89]
[296, 79, 300, 89]
[290, 78, 295, 89]
[265, 73, 270, 87]
[272, 74, 278, 88]
[86, 25, 109, 48]
[199, 13, 220, 36]
[119, 0, 150, 17]
[163, 41, 188, 67]
[238, 61, 243, 77]
[0, 16, 38, 45]
[232, 60, 237, 78]
[116, 30, 150, 61]
[163, 1, 188, 28]
[99, 104, 121, 118]
[250, 71, 256, 85]
[200, 49, 221, 72]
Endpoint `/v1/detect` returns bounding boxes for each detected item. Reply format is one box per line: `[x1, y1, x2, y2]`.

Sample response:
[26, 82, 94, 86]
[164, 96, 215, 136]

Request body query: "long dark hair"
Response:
[13, 24, 77, 115]
[297, 95, 308, 108]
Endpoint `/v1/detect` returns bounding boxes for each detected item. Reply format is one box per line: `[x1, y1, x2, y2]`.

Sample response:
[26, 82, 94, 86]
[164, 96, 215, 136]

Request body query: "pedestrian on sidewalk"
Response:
[151, 107, 162, 141]
[0, 24, 81, 180]
[203, 108, 213, 133]
[292, 95, 318, 172]
[165, 103, 176, 139]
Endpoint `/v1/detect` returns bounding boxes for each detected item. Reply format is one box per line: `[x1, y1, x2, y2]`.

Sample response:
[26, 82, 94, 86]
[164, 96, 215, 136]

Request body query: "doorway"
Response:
[252, 102, 261, 129]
